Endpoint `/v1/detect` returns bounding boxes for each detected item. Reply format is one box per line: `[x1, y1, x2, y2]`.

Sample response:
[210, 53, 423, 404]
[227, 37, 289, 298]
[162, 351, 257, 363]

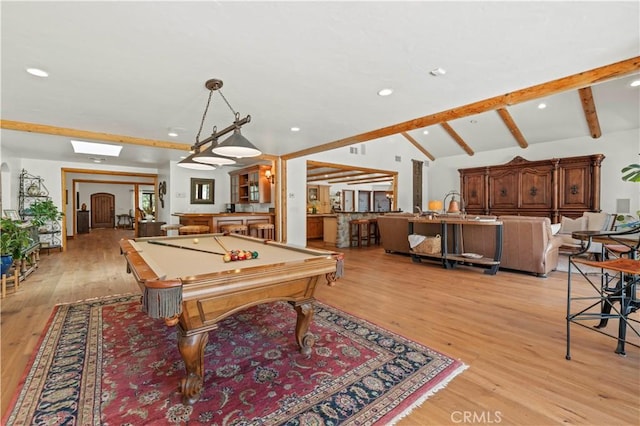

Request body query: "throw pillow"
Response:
[584, 212, 613, 231]
[559, 216, 587, 234]
[550, 223, 562, 235]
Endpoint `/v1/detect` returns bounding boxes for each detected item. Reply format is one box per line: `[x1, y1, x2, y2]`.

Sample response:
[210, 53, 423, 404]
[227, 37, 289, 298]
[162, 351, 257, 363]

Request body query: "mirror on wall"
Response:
[190, 178, 215, 204]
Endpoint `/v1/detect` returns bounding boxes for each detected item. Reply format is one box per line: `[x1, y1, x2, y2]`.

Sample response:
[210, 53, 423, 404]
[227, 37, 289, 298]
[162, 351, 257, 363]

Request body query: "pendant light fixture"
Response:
[177, 78, 260, 169]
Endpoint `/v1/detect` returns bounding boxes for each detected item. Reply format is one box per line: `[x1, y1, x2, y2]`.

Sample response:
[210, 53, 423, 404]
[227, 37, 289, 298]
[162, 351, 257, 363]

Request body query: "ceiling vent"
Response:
[350, 147, 358, 154]
[395, 155, 402, 162]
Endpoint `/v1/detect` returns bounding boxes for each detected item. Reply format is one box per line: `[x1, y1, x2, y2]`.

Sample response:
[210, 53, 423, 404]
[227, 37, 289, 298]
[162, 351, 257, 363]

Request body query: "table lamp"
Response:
[428, 200, 443, 213]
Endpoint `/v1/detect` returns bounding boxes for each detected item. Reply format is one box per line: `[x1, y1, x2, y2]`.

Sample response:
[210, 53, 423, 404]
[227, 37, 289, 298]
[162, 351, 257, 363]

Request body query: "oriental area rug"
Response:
[4, 294, 466, 425]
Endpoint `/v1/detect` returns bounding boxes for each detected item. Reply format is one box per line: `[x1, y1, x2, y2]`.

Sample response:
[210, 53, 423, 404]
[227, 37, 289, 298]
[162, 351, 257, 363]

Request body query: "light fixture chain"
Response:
[195, 88, 215, 143]
[218, 89, 237, 117]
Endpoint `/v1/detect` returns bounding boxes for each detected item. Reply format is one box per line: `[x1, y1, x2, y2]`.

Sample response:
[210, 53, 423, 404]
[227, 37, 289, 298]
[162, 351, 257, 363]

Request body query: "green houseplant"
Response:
[28, 199, 64, 228]
[621, 163, 640, 183]
[1, 218, 31, 275]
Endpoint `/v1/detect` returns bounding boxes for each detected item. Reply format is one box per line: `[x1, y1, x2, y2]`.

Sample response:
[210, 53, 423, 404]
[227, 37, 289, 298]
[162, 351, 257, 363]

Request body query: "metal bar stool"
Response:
[220, 224, 248, 235]
[349, 219, 370, 247]
[250, 223, 275, 240]
[178, 225, 210, 235]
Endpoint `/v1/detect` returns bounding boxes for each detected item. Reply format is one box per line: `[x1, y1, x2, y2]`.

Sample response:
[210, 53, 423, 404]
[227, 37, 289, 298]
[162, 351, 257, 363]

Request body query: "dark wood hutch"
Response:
[458, 154, 604, 222]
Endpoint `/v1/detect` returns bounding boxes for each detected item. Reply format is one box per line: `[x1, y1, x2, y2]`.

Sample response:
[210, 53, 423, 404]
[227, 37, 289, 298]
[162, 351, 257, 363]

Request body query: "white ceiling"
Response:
[1, 1, 639, 169]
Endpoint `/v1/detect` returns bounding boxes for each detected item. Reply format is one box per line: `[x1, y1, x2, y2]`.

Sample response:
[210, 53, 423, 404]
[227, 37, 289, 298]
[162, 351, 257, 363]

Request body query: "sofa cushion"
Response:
[584, 212, 615, 232]
[559, 216, 587, 235]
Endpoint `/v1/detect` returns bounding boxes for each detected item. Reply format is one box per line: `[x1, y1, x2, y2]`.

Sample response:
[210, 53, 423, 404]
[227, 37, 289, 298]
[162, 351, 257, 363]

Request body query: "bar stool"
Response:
[368, 218, 380, 245]
[161, 223, 184, 236]
[349, 219, 370, 247]
[250, 223, 275, 240]
[178, 225, 210, 235]
[220, 224, 248, 235]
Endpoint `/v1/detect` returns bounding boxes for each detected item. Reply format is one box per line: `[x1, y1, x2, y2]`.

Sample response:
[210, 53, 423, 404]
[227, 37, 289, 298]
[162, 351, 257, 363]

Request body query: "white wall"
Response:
[428, 128, 640, 216]
[286, 137, 430, 247]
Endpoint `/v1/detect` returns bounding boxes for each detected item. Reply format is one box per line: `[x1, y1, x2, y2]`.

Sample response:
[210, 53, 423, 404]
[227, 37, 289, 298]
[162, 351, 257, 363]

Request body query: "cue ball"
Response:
[193, 238, 199, 244]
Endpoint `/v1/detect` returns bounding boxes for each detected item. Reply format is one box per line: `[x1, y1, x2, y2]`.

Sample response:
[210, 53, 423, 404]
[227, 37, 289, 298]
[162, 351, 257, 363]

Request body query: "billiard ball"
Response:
[223, 254, 231, 262]
[193, 238, 199, 244]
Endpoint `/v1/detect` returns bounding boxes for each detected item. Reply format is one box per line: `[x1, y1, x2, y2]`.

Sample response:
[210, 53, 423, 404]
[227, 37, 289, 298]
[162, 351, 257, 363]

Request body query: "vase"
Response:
[1, 255, 13, 276]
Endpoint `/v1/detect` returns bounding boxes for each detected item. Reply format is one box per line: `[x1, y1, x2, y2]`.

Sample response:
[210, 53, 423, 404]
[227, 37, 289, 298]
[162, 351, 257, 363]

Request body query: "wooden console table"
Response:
[408, 216, 503, 275]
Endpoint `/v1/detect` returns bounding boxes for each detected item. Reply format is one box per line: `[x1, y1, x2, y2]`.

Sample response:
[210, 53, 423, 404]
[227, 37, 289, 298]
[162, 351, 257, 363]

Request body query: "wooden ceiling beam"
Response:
[282, 56, 640, 160]
[401, 132, 435, 161]
[345, 177, 394, 185]
[326, 174, 394, 184]
[307, 160, 396, 175]
[496, 108, 529, 148]
[441, 122, 474, 156]
[578, 86, 602, 138]
[0, 119, 192, 151]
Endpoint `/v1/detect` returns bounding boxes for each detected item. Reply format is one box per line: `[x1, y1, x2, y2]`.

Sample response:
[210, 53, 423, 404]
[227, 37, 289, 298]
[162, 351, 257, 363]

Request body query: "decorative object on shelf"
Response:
[27, 184, 40, 196]
[443, 190, 464, 214]
[177, 78, 260, 170]
[81, 203, 87, 211]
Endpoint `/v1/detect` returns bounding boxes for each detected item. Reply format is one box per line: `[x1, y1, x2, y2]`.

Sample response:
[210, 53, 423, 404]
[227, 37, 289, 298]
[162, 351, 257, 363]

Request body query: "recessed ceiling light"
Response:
[71, 140, 122, 157]
[429, 67, 447, 76]
[537, 103, 547, 109]
[423, 130, 429, 135]
[168, 130, 179, 137]
[630, 80, 640, 87]
[88, 157, 105, 163]
[377, 88, 393, 96]
[290, 127, 300, 132]
[26, 67, 49, 77]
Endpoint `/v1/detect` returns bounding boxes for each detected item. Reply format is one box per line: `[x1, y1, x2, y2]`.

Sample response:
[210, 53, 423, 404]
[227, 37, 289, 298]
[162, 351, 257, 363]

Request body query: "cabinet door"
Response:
[489, 170, 518, 209]
[230, 174, 239, 203]
[559, 162, 592, 209]
[318, 185, 331, 213]
[520, 166, 553, 209]
[249, 170, 260, 202]
[461, 172, 486, 211]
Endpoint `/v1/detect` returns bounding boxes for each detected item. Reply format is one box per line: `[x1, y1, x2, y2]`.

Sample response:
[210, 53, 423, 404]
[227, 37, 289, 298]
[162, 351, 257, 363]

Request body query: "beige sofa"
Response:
[377, 214, 563, 277]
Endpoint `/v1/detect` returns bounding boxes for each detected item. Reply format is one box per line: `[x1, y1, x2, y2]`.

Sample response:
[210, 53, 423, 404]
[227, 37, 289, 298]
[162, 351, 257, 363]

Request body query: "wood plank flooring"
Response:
[1, 229, 638, 424]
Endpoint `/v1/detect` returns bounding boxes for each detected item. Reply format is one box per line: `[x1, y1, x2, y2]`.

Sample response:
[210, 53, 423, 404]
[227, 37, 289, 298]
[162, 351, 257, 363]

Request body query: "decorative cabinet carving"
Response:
[459, 154, 604, 222]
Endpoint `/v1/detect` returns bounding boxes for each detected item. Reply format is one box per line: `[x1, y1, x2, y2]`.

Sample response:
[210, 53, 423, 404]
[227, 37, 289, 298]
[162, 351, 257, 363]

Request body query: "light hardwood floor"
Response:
[1, 229, 638, 425]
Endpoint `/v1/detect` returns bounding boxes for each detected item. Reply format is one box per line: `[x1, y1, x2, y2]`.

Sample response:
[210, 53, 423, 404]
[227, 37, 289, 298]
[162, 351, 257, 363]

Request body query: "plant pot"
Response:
[1, 255, 13, 276]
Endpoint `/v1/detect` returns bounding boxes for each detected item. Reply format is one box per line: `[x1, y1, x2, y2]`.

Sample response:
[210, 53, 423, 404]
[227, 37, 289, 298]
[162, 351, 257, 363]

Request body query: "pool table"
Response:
[119, 233, 343, 404]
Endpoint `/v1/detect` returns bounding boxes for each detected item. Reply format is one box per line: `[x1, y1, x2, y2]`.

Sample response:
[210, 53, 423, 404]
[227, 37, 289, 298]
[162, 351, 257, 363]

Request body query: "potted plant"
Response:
[28, 199, 64, 229]
[0, 218, 31, 276]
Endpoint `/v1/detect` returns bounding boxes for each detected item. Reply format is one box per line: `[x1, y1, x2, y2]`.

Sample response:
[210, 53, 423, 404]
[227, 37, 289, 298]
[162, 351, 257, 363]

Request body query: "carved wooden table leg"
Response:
[178, 330, 209, 405]
[291, 301, 315, 357]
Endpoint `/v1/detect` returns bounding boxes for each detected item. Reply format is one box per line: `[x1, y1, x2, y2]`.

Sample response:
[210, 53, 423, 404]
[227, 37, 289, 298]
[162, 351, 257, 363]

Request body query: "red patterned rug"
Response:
[4, 294, 466, 425]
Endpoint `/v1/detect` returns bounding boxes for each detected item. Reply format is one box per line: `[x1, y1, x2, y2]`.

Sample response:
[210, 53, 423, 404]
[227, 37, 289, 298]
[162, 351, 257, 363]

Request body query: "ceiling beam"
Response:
[441, 122, 474, 156]
[578, 86, 602, 138]
[496, 108, 529, 148]
[282, 56, 640, 160]
[307, 160, 396, 175]
[345, 177, 394, 185]
[401, 132, 435, 161]
[0, 120, 192, 151]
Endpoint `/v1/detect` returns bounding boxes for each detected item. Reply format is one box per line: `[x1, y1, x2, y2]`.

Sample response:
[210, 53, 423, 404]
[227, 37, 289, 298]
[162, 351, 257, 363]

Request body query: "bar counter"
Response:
[172, 212, 274, 234]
